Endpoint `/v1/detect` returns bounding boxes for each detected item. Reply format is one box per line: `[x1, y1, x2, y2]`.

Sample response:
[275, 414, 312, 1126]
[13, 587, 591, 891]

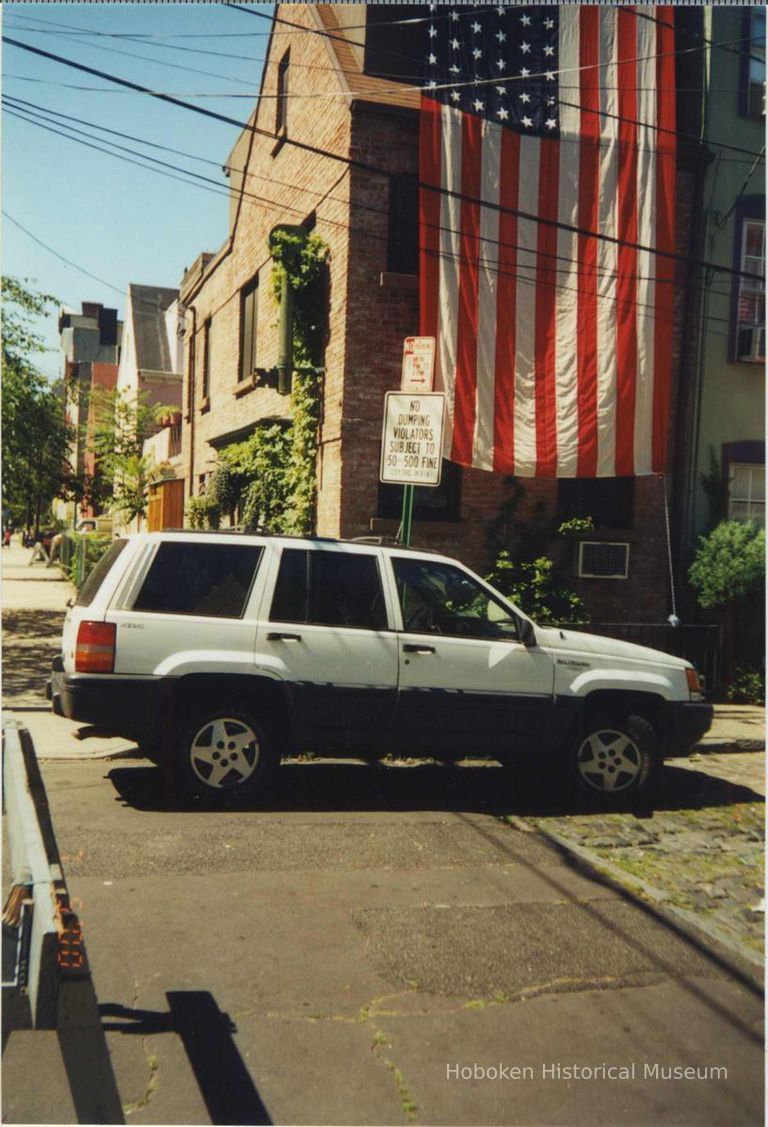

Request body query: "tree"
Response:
[1, 276, 73, 531]
[688, 520, 765, 691]
[84, 386, 174, 522]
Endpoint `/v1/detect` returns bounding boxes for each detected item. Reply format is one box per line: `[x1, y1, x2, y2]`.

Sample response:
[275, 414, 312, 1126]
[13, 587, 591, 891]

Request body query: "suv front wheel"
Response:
[175, 704, 277, 805]
[573, 711, 660, 806]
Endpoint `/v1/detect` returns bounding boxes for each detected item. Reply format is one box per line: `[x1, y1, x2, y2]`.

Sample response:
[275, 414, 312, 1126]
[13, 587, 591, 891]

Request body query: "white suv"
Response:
[49, 532, 712, 805]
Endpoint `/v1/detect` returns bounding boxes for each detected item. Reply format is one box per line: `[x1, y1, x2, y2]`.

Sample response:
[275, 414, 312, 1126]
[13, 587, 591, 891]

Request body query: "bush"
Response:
[726, 667, 765, 706]
[185, 494, 220, 530]
[485, 549, 588, 624]
[66, 532, 111, 588]
[688, 521, 765, 610]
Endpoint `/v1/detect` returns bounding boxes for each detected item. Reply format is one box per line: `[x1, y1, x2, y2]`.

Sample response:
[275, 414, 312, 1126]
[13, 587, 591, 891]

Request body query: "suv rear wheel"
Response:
[573, 712, 660, 805]
[175, 704, 277, 805]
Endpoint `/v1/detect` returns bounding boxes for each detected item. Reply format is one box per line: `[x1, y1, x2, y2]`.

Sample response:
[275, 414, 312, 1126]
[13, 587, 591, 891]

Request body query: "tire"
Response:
[174, 704, 277, 805]
[572, 712, 660, 806]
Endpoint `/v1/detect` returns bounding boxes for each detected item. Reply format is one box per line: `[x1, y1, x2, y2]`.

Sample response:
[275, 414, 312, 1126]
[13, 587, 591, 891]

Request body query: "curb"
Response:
[518, 820, 765, 991]
[691, 740, 765, 755]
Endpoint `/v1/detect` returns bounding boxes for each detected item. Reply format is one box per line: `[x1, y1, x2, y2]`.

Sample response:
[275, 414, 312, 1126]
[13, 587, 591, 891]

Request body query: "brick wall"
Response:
[179, 3, 696, 625]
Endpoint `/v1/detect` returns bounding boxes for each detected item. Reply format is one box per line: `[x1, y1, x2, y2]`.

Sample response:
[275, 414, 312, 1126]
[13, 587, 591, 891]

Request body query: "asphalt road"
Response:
[2, 545, 764, 1125]
[3, 751, 764, 1126]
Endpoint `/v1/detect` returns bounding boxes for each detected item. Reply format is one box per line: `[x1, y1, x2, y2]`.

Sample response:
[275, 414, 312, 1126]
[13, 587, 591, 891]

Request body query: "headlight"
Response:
[685, 667, 704, 698]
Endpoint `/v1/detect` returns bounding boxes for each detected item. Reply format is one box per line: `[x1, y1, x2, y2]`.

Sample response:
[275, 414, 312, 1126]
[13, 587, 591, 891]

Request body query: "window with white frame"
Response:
[728, 463, 765, 527]
[735, 218, 765, 362]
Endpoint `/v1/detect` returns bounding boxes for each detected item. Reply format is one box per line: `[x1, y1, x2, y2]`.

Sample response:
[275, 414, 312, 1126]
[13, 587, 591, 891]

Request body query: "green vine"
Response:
[194, 230, 328, 534]
[270, 229, 328, 534]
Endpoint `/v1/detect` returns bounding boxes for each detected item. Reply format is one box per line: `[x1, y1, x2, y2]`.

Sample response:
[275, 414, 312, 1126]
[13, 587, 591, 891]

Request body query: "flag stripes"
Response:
[419, 5, 677, 478]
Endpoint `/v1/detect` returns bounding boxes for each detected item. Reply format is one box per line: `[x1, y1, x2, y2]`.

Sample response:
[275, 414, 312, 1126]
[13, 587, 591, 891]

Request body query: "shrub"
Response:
[726, 667, 765, 706]
[688, 521, 765, 610]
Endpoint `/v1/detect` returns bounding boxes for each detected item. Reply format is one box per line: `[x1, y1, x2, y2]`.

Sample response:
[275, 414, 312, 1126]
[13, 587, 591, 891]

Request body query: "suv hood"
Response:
[534, 624, 690, 670]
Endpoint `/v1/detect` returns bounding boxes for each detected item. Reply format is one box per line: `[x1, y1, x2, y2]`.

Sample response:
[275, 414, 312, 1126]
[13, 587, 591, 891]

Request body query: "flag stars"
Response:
[519, 91, 531, 103]
[428, 53, 437, 65]
[450, 11, 460, 21]
[545, 70, 556, 81]
[450, 37, 460, 50]
[520, 67, 530, 78]
[473, 98, 485, 112]
[497, 106, 510, 120]
[521, 115, 533, 128]
[544, 44, 555, 57]
[496, 30, 507, 43]
[496, 58, 507, 70]
[428, 24, 437, 38]
[496, 85, 507, 95]
[471, 20, 482, 33]
[545, 117, 558, 129]
[449, 64, 460, 74]
[450, 89, 461, 102]
[520, 41, 531, 54]
[473, 47, 483, 59]
[544, 17, 554, 29]
[520, 14, 531, 26]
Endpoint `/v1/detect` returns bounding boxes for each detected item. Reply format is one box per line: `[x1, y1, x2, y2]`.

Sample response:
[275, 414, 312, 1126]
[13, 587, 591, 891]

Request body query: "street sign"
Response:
[380, 392, 445, 486]
[401, 336, 435, 393]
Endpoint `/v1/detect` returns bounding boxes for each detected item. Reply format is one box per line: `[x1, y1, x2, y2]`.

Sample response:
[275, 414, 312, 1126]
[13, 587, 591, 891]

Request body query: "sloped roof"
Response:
[314, 5, 420, 112]
[128, 284, 179, 373]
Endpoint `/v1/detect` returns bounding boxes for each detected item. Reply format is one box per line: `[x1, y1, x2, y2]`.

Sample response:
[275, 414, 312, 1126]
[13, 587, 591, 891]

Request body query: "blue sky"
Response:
[2, 3, 273, 380]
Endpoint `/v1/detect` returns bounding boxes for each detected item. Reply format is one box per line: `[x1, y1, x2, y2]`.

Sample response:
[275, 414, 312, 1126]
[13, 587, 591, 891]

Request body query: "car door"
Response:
[259, 545, 398, 751]
[389, 555, 558, 757]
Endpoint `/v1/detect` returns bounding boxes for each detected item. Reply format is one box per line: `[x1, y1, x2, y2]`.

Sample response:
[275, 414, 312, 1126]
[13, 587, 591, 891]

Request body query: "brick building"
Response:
[57, 301, 122, 524]
[179, 4, 707, 625]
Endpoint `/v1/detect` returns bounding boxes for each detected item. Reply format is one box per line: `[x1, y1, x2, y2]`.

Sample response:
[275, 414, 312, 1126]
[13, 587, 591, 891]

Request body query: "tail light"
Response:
[75, 621, 116, 673]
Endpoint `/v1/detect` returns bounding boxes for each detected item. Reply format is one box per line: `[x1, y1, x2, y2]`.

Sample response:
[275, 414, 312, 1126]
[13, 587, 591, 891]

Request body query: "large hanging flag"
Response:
[419, 5, 677, 477]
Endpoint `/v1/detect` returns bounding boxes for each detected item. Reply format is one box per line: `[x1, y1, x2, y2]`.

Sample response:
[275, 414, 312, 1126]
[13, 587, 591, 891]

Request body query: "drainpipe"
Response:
[181, 302, 197, 501]
[269, 224, 308, 396]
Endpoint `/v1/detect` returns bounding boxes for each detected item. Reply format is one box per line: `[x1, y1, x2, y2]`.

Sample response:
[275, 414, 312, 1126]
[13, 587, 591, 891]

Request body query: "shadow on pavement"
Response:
[2, 610, 65, 700]
[106, 759, 764, 817]
[100, 991, 272, 1126]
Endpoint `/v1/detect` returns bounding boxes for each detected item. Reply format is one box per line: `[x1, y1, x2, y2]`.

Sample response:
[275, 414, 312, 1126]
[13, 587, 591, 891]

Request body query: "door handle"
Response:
[403, 643, 435, 654]
[267, 631, 302, 642]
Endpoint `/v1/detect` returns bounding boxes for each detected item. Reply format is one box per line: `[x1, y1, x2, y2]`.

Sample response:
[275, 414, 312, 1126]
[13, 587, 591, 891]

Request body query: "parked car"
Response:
[48, 531, 712, 806]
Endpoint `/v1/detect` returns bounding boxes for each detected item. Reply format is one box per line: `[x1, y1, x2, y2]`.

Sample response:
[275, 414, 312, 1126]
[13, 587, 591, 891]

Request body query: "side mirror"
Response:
[518, 618, 536, 647]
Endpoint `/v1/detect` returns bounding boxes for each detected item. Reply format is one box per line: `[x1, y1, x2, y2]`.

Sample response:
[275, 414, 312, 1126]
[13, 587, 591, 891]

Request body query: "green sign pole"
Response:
[400, 484, 415, 546]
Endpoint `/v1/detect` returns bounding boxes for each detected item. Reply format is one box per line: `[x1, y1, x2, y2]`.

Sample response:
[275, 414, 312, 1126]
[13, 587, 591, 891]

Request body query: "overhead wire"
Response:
[3, 91, 752, 306]
[4, 98, 747, 343]
[4, 25, 765, 167]
[3, 55, 763, 293]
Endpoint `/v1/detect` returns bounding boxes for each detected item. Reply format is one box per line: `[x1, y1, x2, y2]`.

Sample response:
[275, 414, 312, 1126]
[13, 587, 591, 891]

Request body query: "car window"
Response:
[270, 549, 387, 630]
[393, 557, 519, 641]
[132, 542, 263, 618]
[75, 539, 128, 608]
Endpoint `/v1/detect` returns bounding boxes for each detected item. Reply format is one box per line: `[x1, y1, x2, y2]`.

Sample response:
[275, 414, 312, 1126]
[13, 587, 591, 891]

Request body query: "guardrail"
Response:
[2, 717, 124, 1123]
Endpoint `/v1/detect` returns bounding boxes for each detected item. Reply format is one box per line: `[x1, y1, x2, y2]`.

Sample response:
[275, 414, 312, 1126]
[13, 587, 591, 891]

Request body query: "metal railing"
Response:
[2, 717, 124, 1121]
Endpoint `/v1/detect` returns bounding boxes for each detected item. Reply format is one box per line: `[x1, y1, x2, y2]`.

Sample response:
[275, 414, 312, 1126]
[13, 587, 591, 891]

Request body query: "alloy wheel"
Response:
[577, 727, 644, 793]
[189, 716, 260, 790]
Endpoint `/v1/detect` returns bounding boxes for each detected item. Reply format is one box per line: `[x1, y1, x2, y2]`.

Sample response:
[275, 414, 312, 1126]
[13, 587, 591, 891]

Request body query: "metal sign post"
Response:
[392, 338, 437, 546]
[379, 391, 445, 546]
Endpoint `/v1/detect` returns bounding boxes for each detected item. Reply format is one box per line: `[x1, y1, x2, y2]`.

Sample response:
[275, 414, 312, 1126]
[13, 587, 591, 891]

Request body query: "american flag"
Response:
[419, 5, 677, 477]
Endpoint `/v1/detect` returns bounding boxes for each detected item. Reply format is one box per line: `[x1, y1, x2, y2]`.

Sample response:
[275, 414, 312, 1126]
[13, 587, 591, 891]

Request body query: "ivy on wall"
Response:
[186, 231, 329, 534]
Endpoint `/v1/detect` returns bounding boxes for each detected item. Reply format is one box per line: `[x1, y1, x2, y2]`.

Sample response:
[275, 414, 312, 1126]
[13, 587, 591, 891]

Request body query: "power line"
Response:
[5, 26, 764, 166]
[4, 101, 747, 343]
[4, 93, 751, 304]
[3, 209, 132, 298]
[3, 34, 763, 285]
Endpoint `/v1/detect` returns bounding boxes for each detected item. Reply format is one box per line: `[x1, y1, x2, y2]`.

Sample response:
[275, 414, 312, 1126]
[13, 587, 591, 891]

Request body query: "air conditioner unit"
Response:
[737, 325, 766, 363]
[577, 541, 630, 580]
